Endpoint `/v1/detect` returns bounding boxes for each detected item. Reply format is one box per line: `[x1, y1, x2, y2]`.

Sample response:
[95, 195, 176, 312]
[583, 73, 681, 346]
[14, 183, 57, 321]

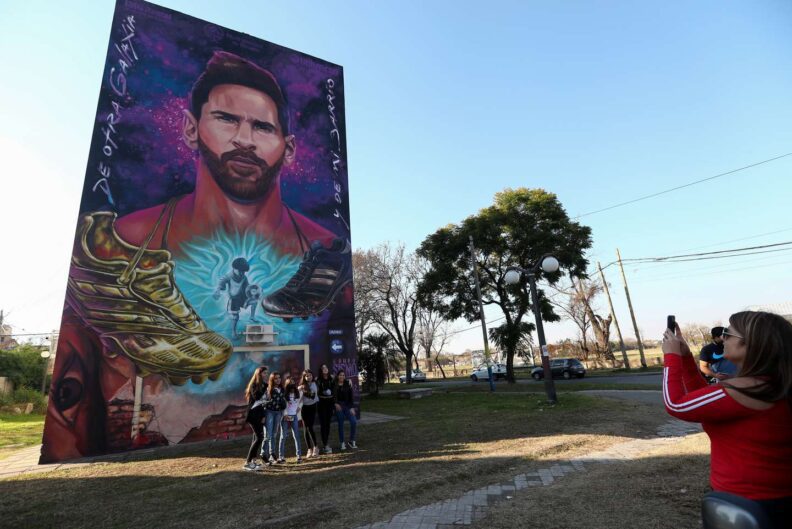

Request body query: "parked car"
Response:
[470, 363, 507, 382]
[399, 370, 427, 383]
[530, 358, 586, 380]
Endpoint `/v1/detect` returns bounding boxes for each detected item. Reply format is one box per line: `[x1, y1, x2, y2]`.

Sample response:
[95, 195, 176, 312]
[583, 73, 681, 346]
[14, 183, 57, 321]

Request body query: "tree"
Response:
[682, 323, 715, 351]
[357, 243, 423, 383]
[418, 188, 591, 382]
[352, 250, 378, 353]
[358, 332, 398, 395]
[550, 278, 615, 367]
[0, 343, 47, 389]
[489, 321, 536, 366]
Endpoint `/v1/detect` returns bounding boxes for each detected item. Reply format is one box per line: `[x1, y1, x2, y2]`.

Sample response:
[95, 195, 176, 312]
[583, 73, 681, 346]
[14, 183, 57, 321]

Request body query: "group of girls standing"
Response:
[243, 364, 358, 471]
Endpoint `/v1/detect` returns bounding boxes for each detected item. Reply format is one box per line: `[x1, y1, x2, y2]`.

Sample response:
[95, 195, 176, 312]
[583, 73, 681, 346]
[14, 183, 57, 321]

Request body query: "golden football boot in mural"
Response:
[66, 209, 232, 386]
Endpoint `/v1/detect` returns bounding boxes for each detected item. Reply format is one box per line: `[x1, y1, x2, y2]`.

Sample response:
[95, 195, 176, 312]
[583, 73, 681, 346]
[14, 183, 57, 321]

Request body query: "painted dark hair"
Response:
[723, 311, 792, 403]
[190, 51, 290, 135]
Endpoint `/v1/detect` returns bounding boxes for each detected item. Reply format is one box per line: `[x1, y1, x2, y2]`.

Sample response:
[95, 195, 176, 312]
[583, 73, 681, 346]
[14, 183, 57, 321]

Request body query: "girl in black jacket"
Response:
[334, 369, 357, 450]
[243, 366, 268, 471]
[316, 364, 336, 454]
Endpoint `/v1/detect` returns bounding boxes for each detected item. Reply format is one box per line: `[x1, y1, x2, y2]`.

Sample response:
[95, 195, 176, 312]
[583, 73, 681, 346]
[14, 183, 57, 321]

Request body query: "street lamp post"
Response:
[504, 255, 560, 404]
[40, 349, 51, 395]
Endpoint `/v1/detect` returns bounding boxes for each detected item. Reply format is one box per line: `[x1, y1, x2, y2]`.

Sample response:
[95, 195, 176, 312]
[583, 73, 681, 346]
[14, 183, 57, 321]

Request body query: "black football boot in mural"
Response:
[261, 238, 352, 322]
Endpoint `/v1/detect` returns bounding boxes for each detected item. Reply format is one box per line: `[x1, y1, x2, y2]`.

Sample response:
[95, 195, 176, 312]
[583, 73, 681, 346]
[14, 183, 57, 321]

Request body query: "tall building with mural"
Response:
[41, 0, 356, 463]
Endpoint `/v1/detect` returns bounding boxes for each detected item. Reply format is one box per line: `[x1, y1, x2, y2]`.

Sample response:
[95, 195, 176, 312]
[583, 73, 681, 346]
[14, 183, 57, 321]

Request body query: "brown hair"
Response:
[244, 366, 267, 402]
[300, 369, 314, 393]
[190, 51, 290, 135]
[723, 311, 792, 403]
[267, 371, 283, 397]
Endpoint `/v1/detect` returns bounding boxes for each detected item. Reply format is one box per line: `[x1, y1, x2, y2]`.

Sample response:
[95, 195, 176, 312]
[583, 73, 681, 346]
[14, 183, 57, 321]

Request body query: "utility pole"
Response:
[469, 236, 495, 392]
[616, 249, 646, 368]
[597, 262, 630, 370]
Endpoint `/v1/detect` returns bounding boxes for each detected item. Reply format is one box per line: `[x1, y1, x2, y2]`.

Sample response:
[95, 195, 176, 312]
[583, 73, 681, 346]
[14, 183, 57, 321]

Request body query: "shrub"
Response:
[0, 344, 47, 389]
[0, 387, 47, 414]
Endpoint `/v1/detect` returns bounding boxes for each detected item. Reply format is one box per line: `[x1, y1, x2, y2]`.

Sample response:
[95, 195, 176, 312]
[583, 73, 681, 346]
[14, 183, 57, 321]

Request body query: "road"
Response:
[404, 372, 662, 388]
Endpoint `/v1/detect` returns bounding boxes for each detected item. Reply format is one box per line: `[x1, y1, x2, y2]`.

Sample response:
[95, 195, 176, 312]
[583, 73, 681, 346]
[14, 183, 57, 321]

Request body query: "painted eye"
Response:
[55, 377, 84, 413]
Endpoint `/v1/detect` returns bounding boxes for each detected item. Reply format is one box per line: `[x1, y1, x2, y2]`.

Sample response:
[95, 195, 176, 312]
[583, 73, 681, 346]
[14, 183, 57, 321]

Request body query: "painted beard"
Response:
[198, 138, 284, 203]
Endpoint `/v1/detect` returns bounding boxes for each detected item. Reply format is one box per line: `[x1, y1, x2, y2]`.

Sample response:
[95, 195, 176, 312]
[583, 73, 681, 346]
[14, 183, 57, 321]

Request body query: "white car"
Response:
[399, 370, 427, 383]
[470, 363, 507, 382]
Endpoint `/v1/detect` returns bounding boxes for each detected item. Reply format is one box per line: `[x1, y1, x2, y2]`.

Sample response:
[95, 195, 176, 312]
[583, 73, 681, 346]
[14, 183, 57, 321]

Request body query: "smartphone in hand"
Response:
[667, 315, 676, 332]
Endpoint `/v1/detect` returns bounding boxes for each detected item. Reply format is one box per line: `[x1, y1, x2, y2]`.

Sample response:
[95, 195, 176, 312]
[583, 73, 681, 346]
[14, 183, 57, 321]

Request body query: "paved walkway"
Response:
[354, 418, 702, 529]
[0, 411, 404, 480]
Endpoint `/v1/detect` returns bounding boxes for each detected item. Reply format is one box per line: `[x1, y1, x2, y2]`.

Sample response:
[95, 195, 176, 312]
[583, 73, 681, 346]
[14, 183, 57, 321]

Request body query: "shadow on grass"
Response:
[0, 452, 712, 529]
[0, 393, 689, 528]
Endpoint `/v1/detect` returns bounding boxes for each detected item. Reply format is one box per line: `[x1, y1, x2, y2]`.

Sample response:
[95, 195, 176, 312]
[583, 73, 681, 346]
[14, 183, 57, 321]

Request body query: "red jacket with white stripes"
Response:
[663, 353, 792, 500]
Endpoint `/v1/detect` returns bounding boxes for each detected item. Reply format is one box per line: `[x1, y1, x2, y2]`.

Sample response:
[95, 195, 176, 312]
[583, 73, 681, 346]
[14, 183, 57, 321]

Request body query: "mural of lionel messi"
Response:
[42, 10, 355, 463]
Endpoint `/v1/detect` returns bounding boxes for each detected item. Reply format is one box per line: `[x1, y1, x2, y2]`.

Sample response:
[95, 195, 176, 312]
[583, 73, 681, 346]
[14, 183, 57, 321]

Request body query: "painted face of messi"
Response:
[183, 84, 296, 202]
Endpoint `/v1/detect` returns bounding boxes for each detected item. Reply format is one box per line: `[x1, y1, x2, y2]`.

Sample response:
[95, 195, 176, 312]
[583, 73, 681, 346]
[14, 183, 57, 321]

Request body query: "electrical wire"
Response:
[574, 152, 792, 219]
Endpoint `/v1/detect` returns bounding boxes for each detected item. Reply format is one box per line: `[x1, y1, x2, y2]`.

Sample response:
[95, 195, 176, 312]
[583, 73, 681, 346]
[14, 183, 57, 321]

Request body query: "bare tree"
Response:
[681, 323, 716, 351]
[417, 315, 454, 378]
[352, 250, 378, 353]
[550, 278, 615, 367]
[360, 243, 423, 383]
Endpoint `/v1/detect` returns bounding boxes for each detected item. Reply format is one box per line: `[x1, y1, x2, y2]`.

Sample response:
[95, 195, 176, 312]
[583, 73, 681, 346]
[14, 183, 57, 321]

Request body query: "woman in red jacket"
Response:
[662, 311, 792, 528]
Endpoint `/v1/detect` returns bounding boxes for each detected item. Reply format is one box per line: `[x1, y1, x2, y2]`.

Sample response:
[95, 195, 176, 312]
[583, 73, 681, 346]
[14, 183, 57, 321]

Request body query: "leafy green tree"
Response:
[0, 343, 47, 390]
[358, 332, 399, 395]
[418, 188, 591, 382]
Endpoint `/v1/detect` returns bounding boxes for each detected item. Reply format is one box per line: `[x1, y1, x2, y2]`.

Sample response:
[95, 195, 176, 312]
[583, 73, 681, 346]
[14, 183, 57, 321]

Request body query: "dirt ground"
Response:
[471, 433, 711, 529]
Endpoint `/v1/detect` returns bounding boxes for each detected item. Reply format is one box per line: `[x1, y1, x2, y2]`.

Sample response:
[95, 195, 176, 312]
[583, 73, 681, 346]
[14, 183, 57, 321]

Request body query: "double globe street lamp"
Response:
[504, 255, 560, 404]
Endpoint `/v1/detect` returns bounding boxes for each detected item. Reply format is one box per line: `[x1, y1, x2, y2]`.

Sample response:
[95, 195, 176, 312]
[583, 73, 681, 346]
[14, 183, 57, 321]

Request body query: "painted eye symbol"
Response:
[54, 377, 84, 413]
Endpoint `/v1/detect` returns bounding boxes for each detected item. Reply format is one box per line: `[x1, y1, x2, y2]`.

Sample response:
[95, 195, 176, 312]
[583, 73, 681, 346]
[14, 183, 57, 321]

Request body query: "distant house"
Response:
[745, 302, 792, 323]
[0, 324, 18, 351]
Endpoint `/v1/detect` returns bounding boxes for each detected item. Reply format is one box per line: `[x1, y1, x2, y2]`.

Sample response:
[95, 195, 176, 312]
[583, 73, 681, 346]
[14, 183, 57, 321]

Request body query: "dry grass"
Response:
[471, 433, 711, 529]
[0, 392, 676, 529]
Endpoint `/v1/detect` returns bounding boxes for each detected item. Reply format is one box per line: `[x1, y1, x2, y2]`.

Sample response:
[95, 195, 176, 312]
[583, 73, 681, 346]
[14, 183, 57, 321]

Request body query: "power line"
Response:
[574, 152, 792, 219]
[620, 240, 792, 263]
[595, 240, 792, 274]
[677, 226, 792, 252]
[447, 316, 506, 337]
[630, 258, 792, 284]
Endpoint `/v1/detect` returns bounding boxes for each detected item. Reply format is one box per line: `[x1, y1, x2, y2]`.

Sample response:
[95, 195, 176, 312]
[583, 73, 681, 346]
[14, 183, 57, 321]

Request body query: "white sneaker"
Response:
[314, 447, 320, 457]
[349, 441, 357, 449]
[243, 462, 260, 471]
[306, 448, 314, 459]
[340, 442, 347, 451]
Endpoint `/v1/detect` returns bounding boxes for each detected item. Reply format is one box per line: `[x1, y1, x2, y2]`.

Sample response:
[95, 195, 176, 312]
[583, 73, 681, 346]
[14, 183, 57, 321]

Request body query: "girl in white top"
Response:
[300, 370, 320, 457]
[279, 376, 303, 463]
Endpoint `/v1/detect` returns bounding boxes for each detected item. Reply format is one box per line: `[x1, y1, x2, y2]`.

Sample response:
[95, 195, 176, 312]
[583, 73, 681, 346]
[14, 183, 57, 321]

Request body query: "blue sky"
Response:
[1, 0, 791, 352]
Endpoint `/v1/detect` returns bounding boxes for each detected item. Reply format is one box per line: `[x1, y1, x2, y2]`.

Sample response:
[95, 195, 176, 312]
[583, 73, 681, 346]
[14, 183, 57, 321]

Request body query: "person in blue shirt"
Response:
[699, 326, 738, 381]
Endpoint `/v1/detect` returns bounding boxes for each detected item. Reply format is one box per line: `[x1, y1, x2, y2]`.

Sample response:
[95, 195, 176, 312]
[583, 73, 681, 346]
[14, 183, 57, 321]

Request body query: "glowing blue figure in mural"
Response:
[173, 229, 314, 346]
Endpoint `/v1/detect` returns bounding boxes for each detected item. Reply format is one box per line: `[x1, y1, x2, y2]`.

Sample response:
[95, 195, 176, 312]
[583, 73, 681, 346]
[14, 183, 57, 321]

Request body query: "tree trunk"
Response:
[434, 355, 447, 378]
[505, 348, 516, 383]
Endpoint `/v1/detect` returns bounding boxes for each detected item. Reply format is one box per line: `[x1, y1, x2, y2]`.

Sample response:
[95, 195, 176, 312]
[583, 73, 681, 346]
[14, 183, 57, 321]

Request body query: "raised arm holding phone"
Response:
[662, 312, 792, 528]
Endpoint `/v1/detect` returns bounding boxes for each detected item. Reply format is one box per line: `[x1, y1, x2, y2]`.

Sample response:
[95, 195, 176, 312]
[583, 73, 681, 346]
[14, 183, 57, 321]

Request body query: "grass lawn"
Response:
[0, 414, 45, 460]
[0, 392, 693, 528]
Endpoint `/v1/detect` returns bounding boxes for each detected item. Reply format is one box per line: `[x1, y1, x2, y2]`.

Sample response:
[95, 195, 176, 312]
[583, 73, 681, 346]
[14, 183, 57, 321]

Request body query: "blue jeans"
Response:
[262, 409, 283, 458]
[279, 414, 301, 458]
[335, 406, 357, 443]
